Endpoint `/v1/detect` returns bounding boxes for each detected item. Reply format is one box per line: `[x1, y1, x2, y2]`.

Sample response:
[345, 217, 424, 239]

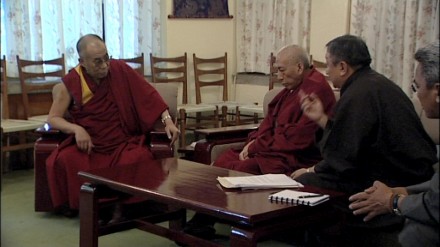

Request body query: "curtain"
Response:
[1, 0, 161, 77]
[350, 0, 439, 95]
[104, 0, 162, 75]
[236, 0, 311, 74]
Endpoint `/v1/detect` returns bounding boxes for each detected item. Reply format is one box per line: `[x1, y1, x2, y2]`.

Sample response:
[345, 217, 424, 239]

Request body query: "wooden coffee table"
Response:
[78, 158, 343, 247]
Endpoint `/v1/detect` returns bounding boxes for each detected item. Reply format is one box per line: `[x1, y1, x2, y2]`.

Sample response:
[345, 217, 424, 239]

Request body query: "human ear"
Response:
[297, 62, 304, 73]
[339, 61, 347, 77]
[435, 83, 439, 103]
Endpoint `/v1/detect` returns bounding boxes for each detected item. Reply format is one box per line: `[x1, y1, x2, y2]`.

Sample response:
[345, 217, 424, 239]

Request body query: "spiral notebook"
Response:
[268, 189, 330, 206]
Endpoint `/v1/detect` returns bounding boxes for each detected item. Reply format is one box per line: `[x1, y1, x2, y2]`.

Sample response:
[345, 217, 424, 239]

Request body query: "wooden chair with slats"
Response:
[269, 52, 282, 90]
[150, 53, 219, 148]
[1, 55, 44, 173]
[16, 54, 66, 122]
[120, 53, 145, 76]
[193, 52, 251, 128]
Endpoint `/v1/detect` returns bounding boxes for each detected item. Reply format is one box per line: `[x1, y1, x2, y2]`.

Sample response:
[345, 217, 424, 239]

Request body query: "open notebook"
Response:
[217, 174, 303, 190]
[268, 189, 330, 206]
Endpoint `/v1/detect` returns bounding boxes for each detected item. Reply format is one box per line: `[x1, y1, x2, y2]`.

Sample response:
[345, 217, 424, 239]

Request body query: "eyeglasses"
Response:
[411, 80, 419, 93]
[83, 54, 111, 67]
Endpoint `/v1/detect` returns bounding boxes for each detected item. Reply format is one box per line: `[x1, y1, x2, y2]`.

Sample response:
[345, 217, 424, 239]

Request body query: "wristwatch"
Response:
[392, 194, 402, 215]
[161, 115, 172, 125]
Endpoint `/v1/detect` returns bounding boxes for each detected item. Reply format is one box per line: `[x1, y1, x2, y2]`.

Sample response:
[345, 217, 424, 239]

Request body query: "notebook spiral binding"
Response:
[269, 195, 311, 206]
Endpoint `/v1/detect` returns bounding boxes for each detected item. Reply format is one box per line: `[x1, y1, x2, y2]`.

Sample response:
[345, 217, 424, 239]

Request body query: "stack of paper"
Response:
[217, 174, 303, 189]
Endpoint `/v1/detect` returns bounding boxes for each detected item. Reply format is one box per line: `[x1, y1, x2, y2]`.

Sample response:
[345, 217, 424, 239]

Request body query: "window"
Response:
[1, 0, 162, 76]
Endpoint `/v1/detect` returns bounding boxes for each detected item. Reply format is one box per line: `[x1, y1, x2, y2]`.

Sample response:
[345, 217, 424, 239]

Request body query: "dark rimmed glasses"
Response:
[83, 53, 111, 67]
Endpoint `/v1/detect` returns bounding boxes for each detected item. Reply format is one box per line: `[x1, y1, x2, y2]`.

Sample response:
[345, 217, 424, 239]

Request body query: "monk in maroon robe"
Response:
[214, 45, 336, 175]
[184, 45, 336, 239]
[45, 34, 179, 212]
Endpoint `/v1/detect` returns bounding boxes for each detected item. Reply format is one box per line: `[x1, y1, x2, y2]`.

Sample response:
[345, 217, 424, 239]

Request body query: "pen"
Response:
[298, 194, 323, 198]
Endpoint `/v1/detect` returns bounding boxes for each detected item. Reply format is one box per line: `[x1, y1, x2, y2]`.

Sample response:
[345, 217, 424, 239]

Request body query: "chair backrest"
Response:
[1, 55, 9, 119]
[120, 53, 144, 76]
[16, 54, 65, 119]
[269, 52, 282, 90]
[312, 59, 327, 69]
[193, 53, 228, 104]
[151, 83, 178, 129]
[150, 53, 188, 104]
[263, 87, 283, 116]
[310, 55, 330, 82]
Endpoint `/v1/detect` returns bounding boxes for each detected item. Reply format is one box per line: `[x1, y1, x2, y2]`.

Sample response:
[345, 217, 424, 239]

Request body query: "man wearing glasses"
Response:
[45, 34, 179, 220]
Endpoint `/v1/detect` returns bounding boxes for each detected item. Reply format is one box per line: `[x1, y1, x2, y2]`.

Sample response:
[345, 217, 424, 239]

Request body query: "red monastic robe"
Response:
[215, 68, 336, 175]
[46, 60, 168, 209]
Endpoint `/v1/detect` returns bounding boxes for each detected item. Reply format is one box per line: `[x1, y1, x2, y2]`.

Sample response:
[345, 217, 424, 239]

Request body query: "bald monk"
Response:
[45, 34, 179, 217]
[214, 44, 336, 175]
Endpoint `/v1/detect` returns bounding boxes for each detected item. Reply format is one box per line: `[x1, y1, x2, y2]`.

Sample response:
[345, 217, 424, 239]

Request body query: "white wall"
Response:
[310, 0, 350, 62]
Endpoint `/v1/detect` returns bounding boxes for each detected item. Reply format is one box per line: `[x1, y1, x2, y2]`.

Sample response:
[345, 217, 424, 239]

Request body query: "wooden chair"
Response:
[1, 56, 44, 173]
[235, 53, 280, 124]
[269, 52, 282, 90]
[193, 53, 250, 127]
[34, 83, 178, 212]
[150, 53, 219, 148]
[16, 54, 65, 122]
[120, 53, 144, 76]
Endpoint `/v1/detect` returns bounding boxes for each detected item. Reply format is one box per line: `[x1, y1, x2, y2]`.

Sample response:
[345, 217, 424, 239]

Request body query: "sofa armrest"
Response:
[34, 125, 174, 212]
[149, 129, 174, 159]
[34, 126, 70, 212]
[192, 124, 259, 164]
[35, 126, 69, 143]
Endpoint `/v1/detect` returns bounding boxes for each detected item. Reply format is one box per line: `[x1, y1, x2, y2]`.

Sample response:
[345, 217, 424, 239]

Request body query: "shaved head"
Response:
[277, 45, 310, 68]
[76, 34, 105, 57]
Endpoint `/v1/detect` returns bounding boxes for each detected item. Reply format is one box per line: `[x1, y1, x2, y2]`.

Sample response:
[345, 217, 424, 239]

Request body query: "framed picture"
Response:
[169, 0, 233, 19]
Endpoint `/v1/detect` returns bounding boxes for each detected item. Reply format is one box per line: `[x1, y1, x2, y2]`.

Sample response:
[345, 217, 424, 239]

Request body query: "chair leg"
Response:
[179, 109, 186, 148]
[253, 113, 259, 124]
[221, 105, 228, 127]
[1, 133, 11, 173]
[214, 107, 220, 128]
[235, 106, 241, 125]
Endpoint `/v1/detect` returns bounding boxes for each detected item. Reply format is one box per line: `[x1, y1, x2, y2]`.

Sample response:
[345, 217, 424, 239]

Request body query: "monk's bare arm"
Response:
[47, 83, 94, 153]
[47, 83, 78, 134]
[161, 109, 180, 145]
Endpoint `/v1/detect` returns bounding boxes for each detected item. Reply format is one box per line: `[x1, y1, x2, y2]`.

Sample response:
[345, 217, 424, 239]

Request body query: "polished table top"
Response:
[78, 158, 341, 226]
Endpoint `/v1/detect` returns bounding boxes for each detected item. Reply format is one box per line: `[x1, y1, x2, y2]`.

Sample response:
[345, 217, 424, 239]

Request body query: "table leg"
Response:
[168, 207, 186, 231]
[230, 227, 258, 247]
[80, 183, 99, 247]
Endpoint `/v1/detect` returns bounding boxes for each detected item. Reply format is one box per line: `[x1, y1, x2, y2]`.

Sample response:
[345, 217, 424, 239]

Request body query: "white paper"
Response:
[217, 174, 303, 189]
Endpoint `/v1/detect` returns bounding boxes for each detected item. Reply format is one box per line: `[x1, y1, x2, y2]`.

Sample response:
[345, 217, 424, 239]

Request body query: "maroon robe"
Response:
[46, 60, 168, 209]
[215, 68, 336, 175]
